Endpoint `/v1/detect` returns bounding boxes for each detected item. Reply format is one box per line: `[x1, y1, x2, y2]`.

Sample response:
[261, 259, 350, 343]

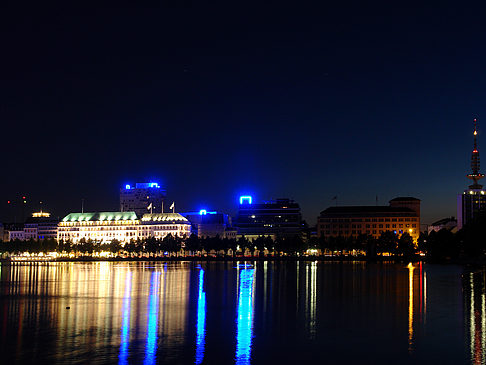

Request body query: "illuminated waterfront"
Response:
[0, 261, 474, 364]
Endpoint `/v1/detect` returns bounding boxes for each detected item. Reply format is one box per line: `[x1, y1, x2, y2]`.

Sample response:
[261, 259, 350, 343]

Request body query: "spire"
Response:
[467, 118, 484, 189]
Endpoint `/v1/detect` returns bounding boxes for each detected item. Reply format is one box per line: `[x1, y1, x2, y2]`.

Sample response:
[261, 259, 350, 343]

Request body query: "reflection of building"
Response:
[427, 217, 457, 233]
[457, 119, 486, 230]
[57, 212, 191, 244]
[317, 197, 421, 242]
[181, 211, 236, 238]
[120, 182, 166, 216]
[235, 197, 303, 239]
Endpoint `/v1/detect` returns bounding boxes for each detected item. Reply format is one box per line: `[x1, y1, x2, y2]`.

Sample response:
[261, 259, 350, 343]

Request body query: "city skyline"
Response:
[2, 3, 486, 225]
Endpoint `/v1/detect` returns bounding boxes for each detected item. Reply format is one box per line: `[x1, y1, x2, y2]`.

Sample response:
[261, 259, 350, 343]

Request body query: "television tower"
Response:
[467, 118, 484, 189]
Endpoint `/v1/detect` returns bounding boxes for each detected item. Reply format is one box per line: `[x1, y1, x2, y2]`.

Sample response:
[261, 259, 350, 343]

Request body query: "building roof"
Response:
[430, 217, 457, 226]
[62, 212, 138, 222]
[320, 206, 417, 217]
[141, 213, 190, 223]
[389, 197, 421, 202]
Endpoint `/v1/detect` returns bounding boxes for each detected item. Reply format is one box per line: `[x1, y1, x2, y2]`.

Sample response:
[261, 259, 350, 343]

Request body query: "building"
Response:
[3, 223, 25, 241]
[57, 211, 191, 244]
[120, 182, 166, 216]
[24, 212, 59, 240]
[235, 197, 303, 239]
[457, 119, 486, 230]
[428, 217, 457, 233]
[181, 210, 237, 239]
[317, 197, 421, 242]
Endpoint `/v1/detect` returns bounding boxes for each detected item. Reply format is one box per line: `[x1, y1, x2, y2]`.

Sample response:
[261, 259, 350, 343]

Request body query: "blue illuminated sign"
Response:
[199, 210, 207, 215]
[125, 184, 131, 190]
[144, 272, 161, 365]
[119, 273, 132, 365]
[195, 268, 206, 365]
[149, 182, 160, 188]
[239, 196, 252, 205]
[236, 268, 255, 365]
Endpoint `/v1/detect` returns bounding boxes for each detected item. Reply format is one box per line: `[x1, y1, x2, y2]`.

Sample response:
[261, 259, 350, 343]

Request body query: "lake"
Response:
[0, 261, 479, 364]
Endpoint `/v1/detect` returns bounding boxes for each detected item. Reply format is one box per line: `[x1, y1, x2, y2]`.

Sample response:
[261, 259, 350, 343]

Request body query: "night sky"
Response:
[1, 2, 485, 225]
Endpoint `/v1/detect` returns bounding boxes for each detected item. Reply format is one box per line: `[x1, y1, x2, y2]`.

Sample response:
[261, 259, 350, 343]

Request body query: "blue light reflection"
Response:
[144, 272, 161, 365]
[236, 268, 255, 365]
[195, 268, 206, 364]
[119, 272, 132, 365]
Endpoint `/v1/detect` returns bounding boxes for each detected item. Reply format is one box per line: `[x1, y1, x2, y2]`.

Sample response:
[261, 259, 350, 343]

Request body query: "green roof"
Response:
[62, 212, 138, 222]
[141, 213, 189, 223]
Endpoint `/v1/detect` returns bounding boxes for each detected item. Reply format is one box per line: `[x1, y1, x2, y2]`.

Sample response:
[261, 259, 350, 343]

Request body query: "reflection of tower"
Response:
[458, 119, 486, 229]
[466, 271, 486, 365]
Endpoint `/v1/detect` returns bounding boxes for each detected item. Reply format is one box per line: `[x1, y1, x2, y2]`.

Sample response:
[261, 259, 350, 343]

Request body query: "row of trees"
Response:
[0, 212, 484, 260]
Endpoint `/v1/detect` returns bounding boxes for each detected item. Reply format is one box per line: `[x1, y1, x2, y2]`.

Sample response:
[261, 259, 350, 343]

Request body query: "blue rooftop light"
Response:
[125, 184, 131, 190]
[199, 210, 207, 215]
[240, 196, 252, 205]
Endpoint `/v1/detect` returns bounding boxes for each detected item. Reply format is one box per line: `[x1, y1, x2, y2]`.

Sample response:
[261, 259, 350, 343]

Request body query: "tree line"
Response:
[0, 212, 484, 260]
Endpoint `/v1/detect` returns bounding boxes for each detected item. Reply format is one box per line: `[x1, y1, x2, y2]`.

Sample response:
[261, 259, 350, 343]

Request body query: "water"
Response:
[0, 261, 478, 364]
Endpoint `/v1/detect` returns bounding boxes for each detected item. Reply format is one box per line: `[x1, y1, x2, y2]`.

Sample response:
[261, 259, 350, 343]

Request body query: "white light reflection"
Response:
[305, 261, 317, 338]
[144, 272, 161, 365]
[119, 272, 132, 365]
[195, 268, 206, 365]
[235, 267, 255, 365]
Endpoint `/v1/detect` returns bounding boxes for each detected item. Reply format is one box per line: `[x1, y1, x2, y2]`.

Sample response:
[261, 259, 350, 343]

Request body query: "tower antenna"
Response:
[467, 118, 485, 189]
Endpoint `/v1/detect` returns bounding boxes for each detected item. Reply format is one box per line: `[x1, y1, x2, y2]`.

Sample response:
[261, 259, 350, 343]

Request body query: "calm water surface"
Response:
[0, 261, 480, 364]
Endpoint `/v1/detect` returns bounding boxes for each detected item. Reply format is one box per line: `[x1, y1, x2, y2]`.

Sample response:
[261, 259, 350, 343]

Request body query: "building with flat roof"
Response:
[58, 211, 191, 244]
[181, 210, 237, 239]
[457, 119, 486, 230]
[235, 197, 303, 239]
[120, 182, 166, 216]
[317, 197, 420, 242]
[24, 212, 59, 240]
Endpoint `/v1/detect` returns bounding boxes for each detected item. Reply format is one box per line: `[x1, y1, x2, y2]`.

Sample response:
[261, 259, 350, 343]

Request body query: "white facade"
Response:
[58, 211, 191, 244]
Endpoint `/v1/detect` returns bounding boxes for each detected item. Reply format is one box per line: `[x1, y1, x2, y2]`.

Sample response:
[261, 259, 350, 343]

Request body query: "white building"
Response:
[58, 211, 191, 244]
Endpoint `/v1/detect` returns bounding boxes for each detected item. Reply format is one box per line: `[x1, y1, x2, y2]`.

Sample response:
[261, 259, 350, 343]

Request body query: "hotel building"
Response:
[317, 197, 420, 242]
[457, 119, 486, 229]
[57, 211, 191, 244]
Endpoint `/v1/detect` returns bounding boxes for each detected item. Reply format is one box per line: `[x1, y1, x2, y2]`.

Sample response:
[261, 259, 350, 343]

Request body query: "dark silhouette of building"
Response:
[235, 197, 303, 239]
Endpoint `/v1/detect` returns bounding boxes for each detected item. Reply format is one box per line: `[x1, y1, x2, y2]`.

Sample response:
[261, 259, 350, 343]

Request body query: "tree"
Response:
[397, 233, 415, 257]
[377, 231, 398, 255]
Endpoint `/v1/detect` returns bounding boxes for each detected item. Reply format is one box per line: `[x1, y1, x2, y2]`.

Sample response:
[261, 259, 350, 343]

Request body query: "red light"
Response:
[7, 201, 10, 204]
[474, 119, 477, 122]
[22, 196, 26, 199]
[474, 149, 478, 153]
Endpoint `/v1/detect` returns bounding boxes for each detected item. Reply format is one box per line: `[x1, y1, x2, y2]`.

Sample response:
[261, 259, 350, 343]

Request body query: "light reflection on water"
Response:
[195, 268, 206, 365]
[0, 261, 475, 364]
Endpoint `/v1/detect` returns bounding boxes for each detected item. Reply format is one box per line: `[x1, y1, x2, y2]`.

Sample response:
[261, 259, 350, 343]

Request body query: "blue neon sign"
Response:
[125, 184, 131, 190]
[239, 196, 252, 205]
[199, 210, 207, 215]
[235, 268, 255, 365]
[195, 268, 206, 365]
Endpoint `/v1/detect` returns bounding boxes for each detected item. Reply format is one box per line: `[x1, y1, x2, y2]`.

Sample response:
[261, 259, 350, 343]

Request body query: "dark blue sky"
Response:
[1, 2, 485, 225]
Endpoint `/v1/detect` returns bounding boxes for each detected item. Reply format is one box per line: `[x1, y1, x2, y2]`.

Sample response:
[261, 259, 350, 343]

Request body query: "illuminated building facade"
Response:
[181, 211, 237, 238]
[24, 212, 59, 240]
[235, 197, 303, 239]
[120, 182, 166, 216]
[317, 197, 421, 242]
[58, 211, 191, 244]
[457, 119, 486, 229]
